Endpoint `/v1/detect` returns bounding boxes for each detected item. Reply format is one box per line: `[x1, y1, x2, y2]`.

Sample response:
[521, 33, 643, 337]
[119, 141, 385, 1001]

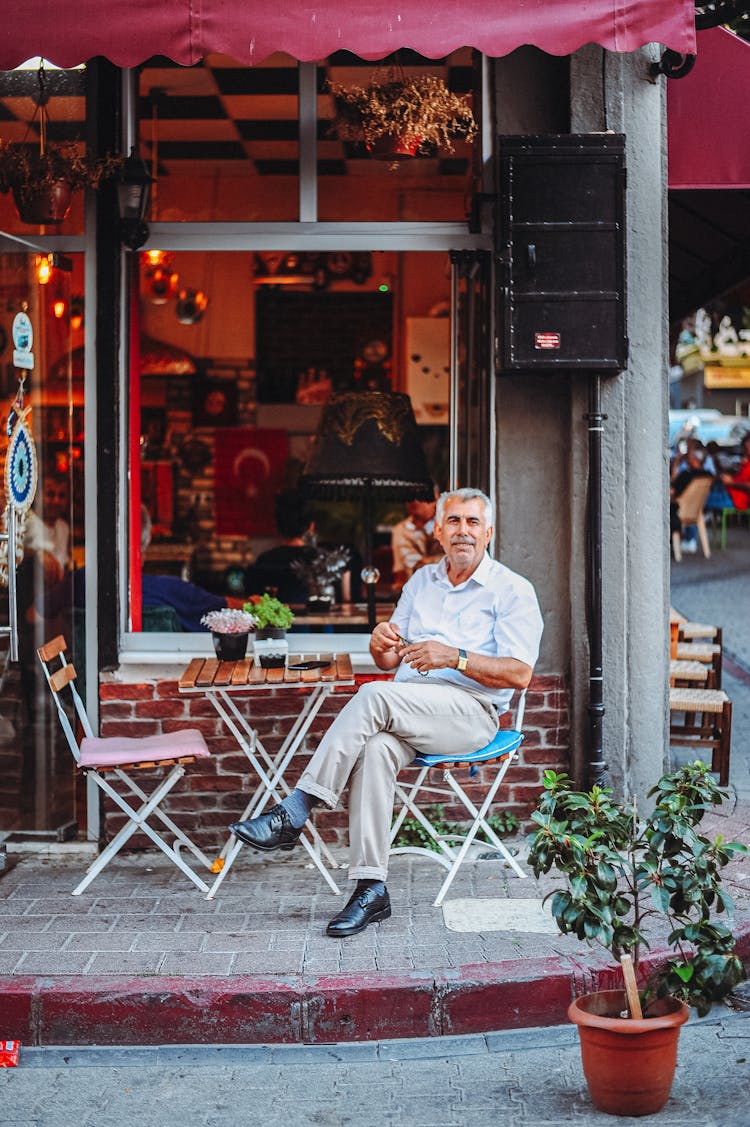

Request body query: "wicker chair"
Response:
[669, 687, 732, 786]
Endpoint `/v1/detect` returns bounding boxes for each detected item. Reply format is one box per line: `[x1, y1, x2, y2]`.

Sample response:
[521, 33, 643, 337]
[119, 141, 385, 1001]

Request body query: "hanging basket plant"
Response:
[328, 72, 477, 160]
[0, 62, 123, 225]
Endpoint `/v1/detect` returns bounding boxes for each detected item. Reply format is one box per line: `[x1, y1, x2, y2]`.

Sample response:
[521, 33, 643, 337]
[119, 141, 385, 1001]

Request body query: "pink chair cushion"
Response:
[79, 728, 210, 768]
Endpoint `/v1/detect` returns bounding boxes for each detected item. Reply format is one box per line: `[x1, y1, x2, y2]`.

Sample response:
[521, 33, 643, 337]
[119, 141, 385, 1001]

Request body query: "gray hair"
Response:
[435, 488, 493, 526]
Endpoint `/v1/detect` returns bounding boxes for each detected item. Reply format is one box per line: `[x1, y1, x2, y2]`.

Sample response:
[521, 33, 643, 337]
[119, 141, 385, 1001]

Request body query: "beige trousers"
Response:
[297, 679, 498, 882]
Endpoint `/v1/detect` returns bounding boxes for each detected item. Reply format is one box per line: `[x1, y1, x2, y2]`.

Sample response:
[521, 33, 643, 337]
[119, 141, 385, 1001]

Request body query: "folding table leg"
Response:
[204, 686, 341, 897]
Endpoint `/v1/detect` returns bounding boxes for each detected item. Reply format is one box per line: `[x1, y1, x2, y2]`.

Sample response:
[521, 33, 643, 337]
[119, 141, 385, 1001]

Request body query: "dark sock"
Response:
[280, 787, 320, 829]
[354, 878, 386, 896]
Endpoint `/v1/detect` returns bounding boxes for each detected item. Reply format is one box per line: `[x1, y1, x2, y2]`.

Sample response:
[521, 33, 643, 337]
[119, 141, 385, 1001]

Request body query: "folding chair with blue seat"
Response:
[38, 634, 216, 896]
[390, 690, 527, 906]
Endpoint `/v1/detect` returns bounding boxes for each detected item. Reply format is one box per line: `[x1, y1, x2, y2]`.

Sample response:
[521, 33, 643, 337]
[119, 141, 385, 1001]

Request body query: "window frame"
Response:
[117, 60, 494, 660]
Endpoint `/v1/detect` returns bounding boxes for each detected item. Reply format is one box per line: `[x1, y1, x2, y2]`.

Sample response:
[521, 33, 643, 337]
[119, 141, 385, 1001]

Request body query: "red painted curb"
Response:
[2, 933, 748, 1046]
[0, 957, 587, 1046]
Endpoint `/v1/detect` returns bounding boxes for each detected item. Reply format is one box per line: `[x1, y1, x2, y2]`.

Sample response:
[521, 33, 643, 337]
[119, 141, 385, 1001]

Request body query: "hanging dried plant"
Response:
[0, 140, 123, 195]
[329, 73, 477, 155]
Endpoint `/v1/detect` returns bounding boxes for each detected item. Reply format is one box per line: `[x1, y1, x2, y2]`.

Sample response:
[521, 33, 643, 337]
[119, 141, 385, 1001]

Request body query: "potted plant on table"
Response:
[200, 607, 257, 663]
[243, 593, 295, 668]
[328, 72, 477, 161]
[528, 761, 747, 1116]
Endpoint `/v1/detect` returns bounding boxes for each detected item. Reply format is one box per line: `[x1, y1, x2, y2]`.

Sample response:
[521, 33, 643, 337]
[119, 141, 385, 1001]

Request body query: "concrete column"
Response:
[570, 46, 671, 802]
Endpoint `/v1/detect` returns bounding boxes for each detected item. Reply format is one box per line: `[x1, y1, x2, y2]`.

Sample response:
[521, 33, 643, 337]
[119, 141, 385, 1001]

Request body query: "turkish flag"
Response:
[214, 428, 289, 536]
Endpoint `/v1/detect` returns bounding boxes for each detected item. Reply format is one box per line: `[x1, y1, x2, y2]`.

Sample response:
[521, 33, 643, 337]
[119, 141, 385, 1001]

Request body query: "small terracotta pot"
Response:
[368, 135, 421, 160]
[569, 990, 689, 1116]
[12, 180, 73, 224]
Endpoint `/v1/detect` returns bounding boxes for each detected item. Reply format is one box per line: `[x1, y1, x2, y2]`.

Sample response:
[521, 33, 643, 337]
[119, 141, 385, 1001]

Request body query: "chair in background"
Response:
[390, 690, 526, 907]
[672, 476, 713, 562]
[669, 686, 732, 787]
[678, 621, 722, 647]
[708, 505, 750, 552]
[674, 640, 722, 689]
[670, 659, 717, 690]
[37, 635, 215, 895]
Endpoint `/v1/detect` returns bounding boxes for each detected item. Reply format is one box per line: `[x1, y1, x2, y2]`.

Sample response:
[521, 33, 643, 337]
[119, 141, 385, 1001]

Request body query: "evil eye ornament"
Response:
[5, 417, 37, 514]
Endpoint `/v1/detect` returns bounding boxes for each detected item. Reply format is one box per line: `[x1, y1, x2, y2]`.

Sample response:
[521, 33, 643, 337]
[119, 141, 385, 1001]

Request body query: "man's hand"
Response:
[399, 638, 458, 677]
[370, 621, 406, 671]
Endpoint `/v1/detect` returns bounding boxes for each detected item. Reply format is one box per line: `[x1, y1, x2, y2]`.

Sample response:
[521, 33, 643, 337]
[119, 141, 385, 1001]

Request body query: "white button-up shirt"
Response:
[390, 553, 543, 712]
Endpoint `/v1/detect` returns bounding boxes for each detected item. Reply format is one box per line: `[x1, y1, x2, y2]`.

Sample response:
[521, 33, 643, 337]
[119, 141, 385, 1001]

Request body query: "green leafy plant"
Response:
[528, 761, 747, 1015]
[393, 803, 519, 853]
[243, 593, 295, 631]
[329, 73, 477, 155]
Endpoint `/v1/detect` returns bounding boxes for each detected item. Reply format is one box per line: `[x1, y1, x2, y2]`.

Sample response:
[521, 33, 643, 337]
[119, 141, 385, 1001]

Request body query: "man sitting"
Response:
[230, 487, 544, 937]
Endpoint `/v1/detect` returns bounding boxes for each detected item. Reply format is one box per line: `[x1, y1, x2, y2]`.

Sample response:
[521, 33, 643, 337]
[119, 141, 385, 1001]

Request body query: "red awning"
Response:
[0, 1, 696, 70]
[668, 27, 750, 190]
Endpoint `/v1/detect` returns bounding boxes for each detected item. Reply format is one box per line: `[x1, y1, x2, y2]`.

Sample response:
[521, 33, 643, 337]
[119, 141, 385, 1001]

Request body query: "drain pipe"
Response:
[586, 374, 607, 788]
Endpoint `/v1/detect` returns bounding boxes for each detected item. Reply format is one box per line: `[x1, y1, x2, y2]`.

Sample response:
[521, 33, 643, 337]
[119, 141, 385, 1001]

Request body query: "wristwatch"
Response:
[456, 648, 468, 673]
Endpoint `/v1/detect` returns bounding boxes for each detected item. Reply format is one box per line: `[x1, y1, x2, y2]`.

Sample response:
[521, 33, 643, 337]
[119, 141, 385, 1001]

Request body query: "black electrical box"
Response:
[498, 134, 627, 372]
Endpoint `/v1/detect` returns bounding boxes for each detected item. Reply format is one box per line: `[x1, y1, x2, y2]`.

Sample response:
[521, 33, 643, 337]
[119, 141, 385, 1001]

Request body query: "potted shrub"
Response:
[200, 607, 257, 663]
[290, 540, 350, 612]
[328, 73, 477, 161]
[243, 593, 295, 668]
[0, 138, 123, 225]
[528, 761, 747, 1116]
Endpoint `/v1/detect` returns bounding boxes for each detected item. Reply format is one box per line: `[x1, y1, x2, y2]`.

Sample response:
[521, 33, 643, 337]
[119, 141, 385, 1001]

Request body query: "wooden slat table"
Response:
[178, 654, 355, 899]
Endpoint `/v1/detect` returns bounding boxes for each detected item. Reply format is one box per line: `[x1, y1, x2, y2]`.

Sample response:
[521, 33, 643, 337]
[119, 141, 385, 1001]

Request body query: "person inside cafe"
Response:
[244, 489, 319, 604]
[230, 487, 544, 937]
[23, 469, 71, 584]
[35, 505, 244, 634]
[245, 489, 357, 606]
[720, 432, 750, 512]
[669, 445, 713, 552]
[390, 492, 442, 592]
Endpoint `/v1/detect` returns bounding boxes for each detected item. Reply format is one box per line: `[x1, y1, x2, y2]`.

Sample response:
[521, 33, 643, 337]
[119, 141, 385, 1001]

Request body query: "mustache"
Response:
[450, 536, 474, 545]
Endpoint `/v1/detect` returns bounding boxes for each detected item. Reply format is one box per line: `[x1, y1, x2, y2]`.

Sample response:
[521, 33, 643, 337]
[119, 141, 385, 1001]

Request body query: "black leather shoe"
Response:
[229, 804, 302, 852]
[326, 882, 391, 937]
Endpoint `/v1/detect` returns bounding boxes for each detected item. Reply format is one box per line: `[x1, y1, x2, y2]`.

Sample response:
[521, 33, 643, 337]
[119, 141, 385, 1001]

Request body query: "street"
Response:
[2, 529, 749, 1125]
[1, 1012, 749, 1126]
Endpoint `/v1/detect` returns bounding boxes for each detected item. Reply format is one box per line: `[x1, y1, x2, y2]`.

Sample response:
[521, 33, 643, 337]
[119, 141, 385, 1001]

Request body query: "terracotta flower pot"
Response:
[568, 990, 690, 1116]
[368, 135, 421, 160]
[12, 180, 73, 224]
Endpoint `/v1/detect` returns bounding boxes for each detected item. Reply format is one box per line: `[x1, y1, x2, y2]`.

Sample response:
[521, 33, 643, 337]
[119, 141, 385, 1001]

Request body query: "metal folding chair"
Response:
[37, 635, 215, 895]
[390, 690, 527, 906]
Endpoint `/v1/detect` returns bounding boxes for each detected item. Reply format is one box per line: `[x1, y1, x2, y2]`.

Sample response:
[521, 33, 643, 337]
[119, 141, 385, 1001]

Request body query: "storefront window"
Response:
[124, 51, 488, 645]
[0, 247, 85, 834]
[131, 249, 452, 637]
[137, 49, 479, 225]
[138, 54, 301, 224]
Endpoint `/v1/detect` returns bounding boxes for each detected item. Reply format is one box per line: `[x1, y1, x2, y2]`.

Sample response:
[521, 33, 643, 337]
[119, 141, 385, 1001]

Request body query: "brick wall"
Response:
[98, 672, 569, 850]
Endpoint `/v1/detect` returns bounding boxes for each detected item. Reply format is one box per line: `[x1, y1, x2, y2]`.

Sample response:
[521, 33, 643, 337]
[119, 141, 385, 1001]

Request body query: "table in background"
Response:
[178, 654, 356, 898]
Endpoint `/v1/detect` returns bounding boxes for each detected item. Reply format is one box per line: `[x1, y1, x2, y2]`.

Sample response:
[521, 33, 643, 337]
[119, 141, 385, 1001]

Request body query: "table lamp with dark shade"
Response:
[300, 391, 434, 629]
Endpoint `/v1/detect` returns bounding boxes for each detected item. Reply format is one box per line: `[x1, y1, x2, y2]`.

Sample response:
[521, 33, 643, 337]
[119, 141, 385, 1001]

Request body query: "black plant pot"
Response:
[306, 595, 333, 613]
[255, 626, 287, 669]
[212, 631, 249, 662]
